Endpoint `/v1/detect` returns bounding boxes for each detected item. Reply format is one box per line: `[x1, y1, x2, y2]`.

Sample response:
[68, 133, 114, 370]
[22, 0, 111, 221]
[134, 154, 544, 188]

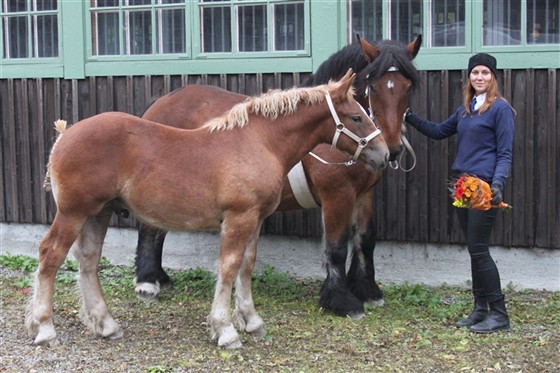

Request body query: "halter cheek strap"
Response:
[325, 93, 382, 162]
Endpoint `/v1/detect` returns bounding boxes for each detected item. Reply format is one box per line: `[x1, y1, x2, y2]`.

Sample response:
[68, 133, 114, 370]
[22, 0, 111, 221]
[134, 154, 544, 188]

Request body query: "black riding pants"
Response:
[455, 207, 503, 303]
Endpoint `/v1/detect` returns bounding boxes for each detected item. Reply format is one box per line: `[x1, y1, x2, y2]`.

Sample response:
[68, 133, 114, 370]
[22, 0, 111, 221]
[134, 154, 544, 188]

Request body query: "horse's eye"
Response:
[352, 115, 362, 123]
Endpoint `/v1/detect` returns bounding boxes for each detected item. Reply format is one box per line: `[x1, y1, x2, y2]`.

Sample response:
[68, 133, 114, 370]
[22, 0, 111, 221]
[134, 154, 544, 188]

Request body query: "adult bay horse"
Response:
[134, 36, 422, 319]
[26, 72, 390, 349]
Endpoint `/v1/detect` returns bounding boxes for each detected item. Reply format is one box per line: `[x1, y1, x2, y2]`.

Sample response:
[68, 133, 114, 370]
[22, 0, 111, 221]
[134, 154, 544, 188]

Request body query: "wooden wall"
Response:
[1, 69, 558, 249]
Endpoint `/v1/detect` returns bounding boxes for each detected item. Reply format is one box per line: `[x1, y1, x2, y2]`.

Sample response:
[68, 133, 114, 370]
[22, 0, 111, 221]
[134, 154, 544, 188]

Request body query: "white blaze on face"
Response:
[387, 80, 394, 90]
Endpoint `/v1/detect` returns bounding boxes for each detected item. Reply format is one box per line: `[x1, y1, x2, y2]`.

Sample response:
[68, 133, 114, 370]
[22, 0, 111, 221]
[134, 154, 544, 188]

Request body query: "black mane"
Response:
[364, 39, 421, 88]
[304, 43, 368, 86]
[304, 38, 421, 92]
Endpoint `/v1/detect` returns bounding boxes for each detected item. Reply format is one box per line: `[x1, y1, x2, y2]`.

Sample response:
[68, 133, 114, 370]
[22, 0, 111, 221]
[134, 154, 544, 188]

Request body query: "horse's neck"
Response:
[259, 105, 332, 172]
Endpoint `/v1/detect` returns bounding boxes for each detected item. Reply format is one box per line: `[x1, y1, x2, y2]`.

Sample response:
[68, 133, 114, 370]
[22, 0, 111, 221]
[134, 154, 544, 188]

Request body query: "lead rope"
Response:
[389, 109, 417, 172]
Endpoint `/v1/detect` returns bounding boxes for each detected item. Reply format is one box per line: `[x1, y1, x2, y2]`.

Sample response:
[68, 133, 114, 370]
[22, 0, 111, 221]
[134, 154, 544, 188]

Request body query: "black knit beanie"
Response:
[467, 53, 497, 77]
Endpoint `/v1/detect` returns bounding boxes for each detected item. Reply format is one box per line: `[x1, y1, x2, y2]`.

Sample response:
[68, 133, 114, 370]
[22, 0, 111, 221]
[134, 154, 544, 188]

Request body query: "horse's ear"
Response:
[333, 68, 356, 99]
[407, 34, 422, 59]
[357, 34, 380, 63]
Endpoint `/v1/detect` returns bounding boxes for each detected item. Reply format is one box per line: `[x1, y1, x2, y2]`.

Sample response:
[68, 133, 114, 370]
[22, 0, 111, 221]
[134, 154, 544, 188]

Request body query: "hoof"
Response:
[104, 329, 124, 340]
[244, 316, 265, 338]
[33, 326, 59, 347]
[247, 324, 266, 339]
[34, 336, 60, 347]
[347, 311, 366, 321]
[222, 339, 243, 349]
[99, 318, 123, 340]
[134, 280, 161, 301]
[216, 324, 242, 349]
[365, 298, 385, 308]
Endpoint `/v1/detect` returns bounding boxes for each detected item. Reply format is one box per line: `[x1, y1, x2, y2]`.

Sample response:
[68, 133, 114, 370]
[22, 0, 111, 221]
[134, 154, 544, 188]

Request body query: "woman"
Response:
[405, 53, 515, 333]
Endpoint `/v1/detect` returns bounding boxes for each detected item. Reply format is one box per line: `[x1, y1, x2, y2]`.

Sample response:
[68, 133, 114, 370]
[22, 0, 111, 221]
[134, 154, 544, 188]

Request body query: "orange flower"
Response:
[449, 175, 511, 210]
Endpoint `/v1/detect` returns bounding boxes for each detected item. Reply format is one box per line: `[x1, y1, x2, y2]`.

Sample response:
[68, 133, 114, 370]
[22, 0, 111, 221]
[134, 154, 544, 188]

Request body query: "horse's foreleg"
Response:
[26, 214, 83, 346]
[347, 190, 384, 307]
[74, 211, 123, 339]
[234, 227, 265, 338]
[134, 223, 171, 301]
[208, 214, 262, 349]
[320, 200, 365, 320]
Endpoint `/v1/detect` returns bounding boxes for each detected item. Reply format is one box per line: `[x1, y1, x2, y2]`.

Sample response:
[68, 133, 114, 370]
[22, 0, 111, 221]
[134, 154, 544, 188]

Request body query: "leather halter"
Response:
[325, 92, 382, 163]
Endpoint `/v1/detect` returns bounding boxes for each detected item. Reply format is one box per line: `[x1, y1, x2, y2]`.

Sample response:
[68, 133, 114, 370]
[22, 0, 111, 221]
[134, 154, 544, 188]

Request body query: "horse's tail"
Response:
[44, 119, 68, 191]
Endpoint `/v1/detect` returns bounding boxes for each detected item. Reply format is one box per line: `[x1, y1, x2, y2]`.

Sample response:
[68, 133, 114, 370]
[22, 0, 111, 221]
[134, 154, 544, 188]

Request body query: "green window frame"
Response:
[0, 0, 63, 77]
[348, 0, 560, 71]
[84, 0, 311, 76]
[1, 0, 558, 79]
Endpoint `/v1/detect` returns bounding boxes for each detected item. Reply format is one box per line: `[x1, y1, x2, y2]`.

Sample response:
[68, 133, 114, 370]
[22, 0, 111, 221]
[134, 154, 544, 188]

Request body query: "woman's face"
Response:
[470, 65, 493, 95]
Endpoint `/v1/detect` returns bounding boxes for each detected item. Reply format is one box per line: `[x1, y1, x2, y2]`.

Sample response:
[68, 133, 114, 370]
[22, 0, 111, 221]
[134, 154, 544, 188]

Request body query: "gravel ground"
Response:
[2, 265, 559, 373]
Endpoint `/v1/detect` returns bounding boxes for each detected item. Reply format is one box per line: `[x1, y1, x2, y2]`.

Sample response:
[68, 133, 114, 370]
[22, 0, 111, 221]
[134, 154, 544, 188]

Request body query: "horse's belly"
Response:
[136, 209, 221, 232]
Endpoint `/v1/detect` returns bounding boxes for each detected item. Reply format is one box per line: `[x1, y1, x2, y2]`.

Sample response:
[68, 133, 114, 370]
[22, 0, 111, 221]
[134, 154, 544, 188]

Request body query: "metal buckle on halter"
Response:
[325, 92, 381, 162]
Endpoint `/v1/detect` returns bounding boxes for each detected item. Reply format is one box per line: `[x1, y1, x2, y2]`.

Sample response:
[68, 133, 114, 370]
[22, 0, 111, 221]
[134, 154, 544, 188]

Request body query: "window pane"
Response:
[238, 5, 266, 52]
[36, 14, 58, 57]
[95, 12, 120, 55]
[390, 0, 422, 42]
[431, 0, 465, 47]
[274, 2, 304, 51]
[202, 6, 231, 52]
[129, 0, 152, 6]
[4, 16, 28, 58]
[37, 0, 58, 11]
[96, 0, 119, 7]
[483, 0, 521, 45]
[350, 0, 382, 42]
[6, 0, 27, 12]
[128, 10, 152, 54]
[527, 0, 559, 44]
[159, 8, 185, 53]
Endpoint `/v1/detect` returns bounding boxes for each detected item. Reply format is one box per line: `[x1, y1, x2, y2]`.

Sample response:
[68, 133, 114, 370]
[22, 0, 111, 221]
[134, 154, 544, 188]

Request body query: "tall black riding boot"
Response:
[455, 297, 488, 327]
[469, 296, 510, 333]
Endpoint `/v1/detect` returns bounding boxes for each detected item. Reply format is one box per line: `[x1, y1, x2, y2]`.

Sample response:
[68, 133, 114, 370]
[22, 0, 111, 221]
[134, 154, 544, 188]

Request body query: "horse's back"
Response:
[143, 85, 246, 129]
[49, 112, 184, 198]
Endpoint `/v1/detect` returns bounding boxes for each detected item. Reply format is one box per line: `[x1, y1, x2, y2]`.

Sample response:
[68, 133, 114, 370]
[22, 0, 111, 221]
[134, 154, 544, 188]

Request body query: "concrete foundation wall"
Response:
[2, 223, 558, 291]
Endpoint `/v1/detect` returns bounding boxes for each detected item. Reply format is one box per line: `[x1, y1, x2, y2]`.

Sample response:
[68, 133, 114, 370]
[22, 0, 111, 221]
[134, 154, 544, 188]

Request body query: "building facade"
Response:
[1, 1, 559, 249]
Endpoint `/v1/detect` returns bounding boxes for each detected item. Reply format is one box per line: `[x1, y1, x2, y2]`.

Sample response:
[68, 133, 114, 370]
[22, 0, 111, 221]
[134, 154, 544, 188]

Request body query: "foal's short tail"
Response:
[43, 119, 68, 191]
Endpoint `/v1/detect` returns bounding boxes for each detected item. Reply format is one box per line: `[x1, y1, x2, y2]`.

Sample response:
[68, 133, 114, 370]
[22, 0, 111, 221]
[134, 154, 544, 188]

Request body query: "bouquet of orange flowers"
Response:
[449, 175, 511, 210]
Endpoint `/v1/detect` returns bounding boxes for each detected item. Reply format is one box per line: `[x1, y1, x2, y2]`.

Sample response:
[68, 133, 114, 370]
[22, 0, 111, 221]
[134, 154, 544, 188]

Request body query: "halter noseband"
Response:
[325, 92, 382, 163]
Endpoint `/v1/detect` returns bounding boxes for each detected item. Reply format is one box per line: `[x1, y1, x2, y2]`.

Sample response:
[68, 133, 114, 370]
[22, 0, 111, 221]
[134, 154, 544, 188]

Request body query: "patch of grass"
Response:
[0, 253, 38, 272]
[2, 254, 559, 372]
[171, 266, 216, 299]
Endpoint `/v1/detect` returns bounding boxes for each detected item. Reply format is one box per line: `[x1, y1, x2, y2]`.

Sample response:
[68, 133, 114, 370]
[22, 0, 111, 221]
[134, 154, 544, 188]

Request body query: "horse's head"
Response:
[355, 35, 421, 162]
[326, 69, 390, 170]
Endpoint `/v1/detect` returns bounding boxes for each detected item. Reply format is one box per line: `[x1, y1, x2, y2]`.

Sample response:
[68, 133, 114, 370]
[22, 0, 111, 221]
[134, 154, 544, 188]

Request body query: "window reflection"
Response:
[527, 0, 559, 44]
[431, 1, 465, 47]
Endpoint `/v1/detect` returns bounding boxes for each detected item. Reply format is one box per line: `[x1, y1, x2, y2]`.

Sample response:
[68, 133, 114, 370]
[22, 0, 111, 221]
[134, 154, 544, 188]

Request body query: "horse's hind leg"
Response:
[74, 210, 123, 339]
[347, 190, 384, 307]
[26, 213, 84, 346]
[233, 228, 265, 338]
[208, 213, 262, 349]
[134, 223, 171, 300]
[320, 199, 365, 320]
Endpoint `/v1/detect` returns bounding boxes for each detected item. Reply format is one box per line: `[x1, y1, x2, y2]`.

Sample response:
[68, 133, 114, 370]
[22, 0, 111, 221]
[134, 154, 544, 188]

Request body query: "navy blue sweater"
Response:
[406, 99, 515, 191]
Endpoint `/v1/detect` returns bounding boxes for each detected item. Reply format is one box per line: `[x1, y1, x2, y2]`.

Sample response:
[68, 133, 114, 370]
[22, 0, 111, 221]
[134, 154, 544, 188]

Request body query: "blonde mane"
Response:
[203, 80, 355, 132]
